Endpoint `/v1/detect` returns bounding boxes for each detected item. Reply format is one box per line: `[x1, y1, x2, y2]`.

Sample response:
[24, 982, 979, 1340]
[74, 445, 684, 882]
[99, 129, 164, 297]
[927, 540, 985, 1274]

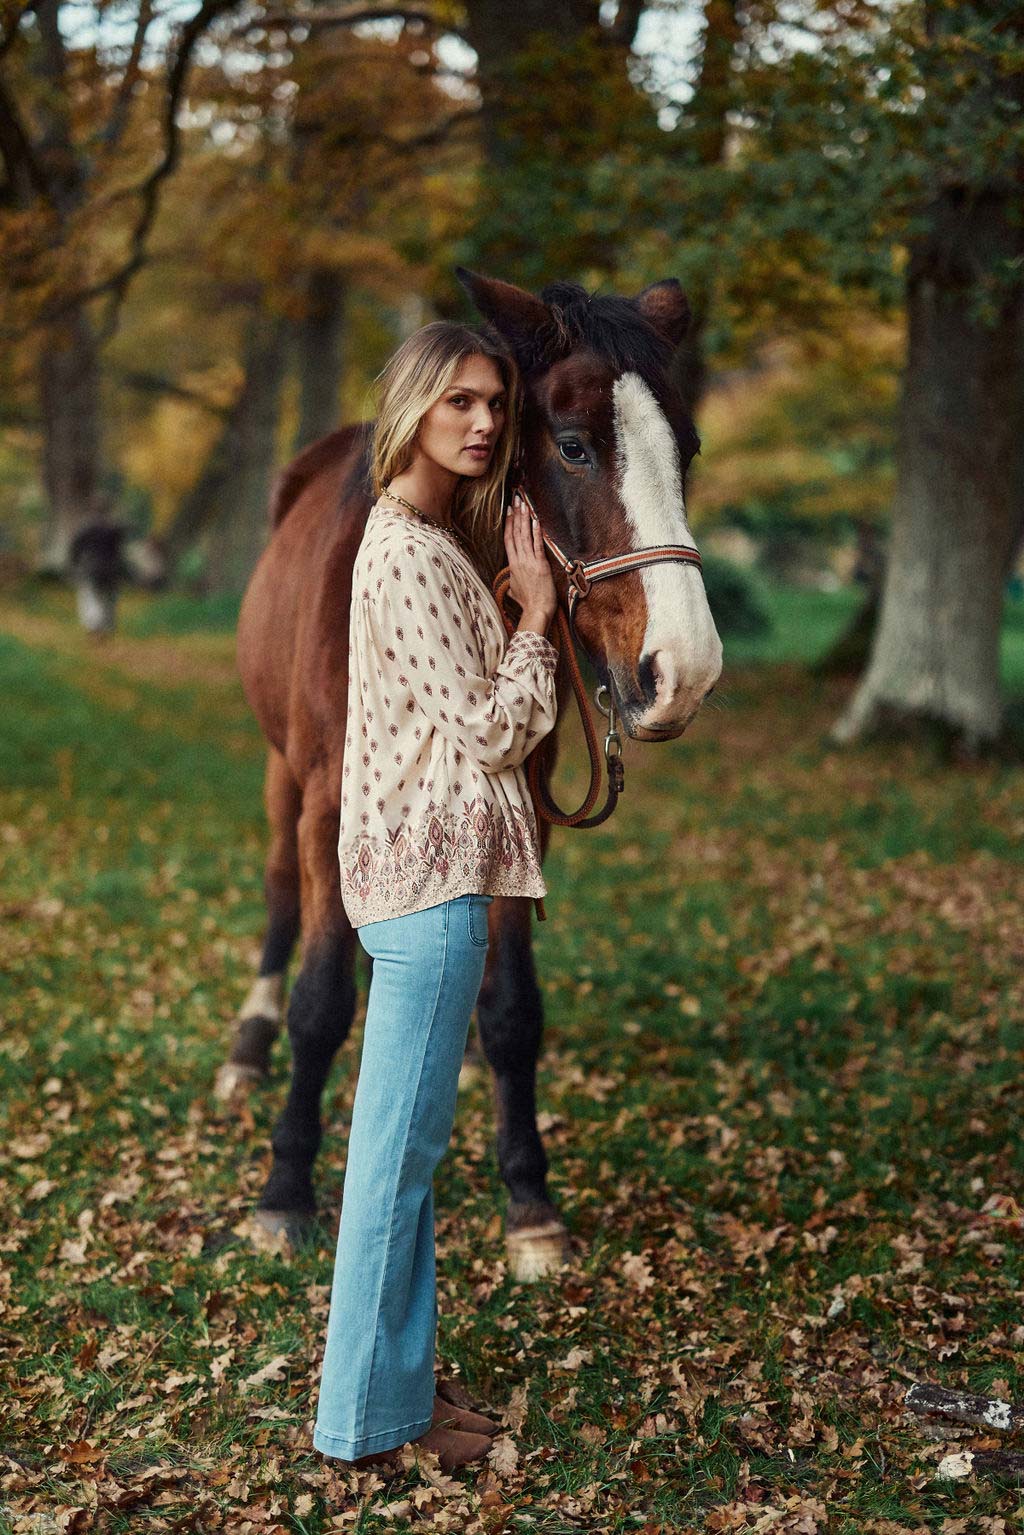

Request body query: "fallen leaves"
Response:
[936, 1449, 975, 1479]
[5, 619, 1024, 1529]
[620, 1249, 656, 1291]
[240, 1355, 292, 1393]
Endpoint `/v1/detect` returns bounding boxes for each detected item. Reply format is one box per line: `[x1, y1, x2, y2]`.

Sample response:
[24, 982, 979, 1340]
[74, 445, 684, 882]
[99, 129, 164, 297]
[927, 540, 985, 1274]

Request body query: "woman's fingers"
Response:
[505, 494, 556, 609]
[504, 500, 519, 556]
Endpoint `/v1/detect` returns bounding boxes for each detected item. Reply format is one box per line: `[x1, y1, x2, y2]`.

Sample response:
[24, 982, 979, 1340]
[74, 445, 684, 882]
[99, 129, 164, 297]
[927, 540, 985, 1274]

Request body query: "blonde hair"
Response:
[370, 322, 521, 581]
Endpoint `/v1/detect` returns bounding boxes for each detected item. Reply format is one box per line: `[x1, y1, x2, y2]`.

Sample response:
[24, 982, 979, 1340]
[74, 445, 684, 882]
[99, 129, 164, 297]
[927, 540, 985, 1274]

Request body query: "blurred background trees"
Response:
[1, 0, 1021, 748]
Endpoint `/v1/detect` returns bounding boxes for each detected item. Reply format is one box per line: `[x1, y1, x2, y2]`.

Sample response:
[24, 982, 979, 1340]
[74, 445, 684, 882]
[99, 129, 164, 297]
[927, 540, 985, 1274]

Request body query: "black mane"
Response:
[520, 280, 673, 384]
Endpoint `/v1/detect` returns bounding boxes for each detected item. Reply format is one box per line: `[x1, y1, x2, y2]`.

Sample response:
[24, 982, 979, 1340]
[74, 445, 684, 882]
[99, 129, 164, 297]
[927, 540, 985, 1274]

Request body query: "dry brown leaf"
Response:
[240, 1356, 291, 1393]
[499, 1384, 529, 1432]
[487, 1435, 519, 1476]
[621, 1250, 656, 1292]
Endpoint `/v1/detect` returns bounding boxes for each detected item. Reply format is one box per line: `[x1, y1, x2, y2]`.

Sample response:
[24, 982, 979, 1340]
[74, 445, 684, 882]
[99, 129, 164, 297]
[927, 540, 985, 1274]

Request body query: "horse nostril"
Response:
[705, 684, 716, 699]
[637, 650, 661, 709]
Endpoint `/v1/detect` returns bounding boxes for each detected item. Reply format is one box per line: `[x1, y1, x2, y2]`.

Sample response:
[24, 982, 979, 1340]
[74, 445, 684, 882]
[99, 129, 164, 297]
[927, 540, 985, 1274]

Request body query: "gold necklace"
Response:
[382, 484, 473, 558]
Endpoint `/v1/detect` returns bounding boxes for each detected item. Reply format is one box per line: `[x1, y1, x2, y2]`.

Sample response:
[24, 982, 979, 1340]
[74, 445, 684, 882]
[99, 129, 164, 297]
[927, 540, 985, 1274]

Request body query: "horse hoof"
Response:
[214, 1012, 281, 1100]
[213, 1060, 267, 1102]
[246, 1208, 317, 1252]
[506, 1220, 570, 1281]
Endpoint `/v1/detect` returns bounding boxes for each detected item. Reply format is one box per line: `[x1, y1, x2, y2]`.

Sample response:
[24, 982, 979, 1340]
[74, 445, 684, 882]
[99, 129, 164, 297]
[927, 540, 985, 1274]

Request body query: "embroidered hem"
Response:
[340, 795, 547, 928]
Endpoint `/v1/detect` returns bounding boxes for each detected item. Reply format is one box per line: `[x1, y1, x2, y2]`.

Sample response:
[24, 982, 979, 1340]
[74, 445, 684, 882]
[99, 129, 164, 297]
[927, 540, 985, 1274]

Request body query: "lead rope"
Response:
[491, 562, 625, 921]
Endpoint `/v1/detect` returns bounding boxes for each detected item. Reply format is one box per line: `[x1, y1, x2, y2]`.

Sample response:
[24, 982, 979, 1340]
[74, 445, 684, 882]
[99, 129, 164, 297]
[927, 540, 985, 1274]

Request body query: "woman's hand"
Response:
[504, 492, 557, 634]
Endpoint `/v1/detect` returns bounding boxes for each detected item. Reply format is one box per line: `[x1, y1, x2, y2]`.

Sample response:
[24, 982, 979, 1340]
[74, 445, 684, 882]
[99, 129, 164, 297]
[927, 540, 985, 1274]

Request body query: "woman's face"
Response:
[415, 355, 508, 479]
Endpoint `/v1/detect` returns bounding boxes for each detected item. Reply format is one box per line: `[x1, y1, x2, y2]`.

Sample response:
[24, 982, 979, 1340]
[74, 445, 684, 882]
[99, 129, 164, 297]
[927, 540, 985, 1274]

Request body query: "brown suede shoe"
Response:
[435, 1373, 502, 1435]
[345, 1399, 494, 1473]
[432, 1391, 500, 1437]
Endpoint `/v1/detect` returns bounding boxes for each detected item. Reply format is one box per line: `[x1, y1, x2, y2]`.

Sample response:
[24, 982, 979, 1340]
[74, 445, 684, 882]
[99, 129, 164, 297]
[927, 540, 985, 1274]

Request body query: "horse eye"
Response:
[558, 440, 586, 463]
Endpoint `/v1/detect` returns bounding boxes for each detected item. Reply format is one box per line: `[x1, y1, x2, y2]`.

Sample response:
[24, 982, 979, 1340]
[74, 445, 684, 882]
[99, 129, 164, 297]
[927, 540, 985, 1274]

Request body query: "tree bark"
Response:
[834, 188, 1024, 750]
[7, 0, 241, 593]
[461, 0, 649, 282]
[24, 2, 107, 573]
[905, 1381, 1018, 1434]
[167, 307, 289, 593]
[670, 0, 741, 418]
[815, 521, 885, 677]
[292, 267, 346, 453]
[36, 307, 105, 572]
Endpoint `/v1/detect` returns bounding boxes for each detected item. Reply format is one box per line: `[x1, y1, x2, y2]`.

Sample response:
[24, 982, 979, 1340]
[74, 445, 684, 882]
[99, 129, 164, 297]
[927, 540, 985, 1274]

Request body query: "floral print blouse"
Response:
[338, 497, 559, 927]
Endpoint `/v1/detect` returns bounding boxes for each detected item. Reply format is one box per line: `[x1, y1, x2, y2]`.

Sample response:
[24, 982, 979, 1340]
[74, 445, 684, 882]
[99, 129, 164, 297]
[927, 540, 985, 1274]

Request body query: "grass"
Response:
[1, 585, 1023, 1532]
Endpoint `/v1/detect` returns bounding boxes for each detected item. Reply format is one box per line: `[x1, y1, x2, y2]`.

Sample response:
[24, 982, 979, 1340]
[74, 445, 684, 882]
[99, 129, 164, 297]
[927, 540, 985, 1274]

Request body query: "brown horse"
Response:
[216, 270, 722, 1279]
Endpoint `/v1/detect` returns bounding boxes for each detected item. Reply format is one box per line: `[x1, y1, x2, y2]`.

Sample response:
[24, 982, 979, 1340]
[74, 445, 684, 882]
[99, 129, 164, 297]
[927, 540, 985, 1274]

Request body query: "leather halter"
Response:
[510, 481, 703, 644]
[491, 475, 707, 876]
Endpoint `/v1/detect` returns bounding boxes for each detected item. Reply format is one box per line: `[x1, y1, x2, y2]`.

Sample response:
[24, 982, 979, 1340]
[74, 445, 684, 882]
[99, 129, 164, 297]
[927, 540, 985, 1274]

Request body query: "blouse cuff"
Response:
[505, 628, 558, 677]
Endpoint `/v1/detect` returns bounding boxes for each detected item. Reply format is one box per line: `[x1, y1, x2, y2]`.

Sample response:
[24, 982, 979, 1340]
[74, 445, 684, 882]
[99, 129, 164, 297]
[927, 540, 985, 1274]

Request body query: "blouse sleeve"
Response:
[362, 542, 559, 772]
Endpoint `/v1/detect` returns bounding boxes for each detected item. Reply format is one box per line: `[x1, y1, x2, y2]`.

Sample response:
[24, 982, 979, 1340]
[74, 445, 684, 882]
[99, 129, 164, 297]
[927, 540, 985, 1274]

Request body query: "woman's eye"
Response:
[449, 396, 467, 407]
[558, 439, 586, 463]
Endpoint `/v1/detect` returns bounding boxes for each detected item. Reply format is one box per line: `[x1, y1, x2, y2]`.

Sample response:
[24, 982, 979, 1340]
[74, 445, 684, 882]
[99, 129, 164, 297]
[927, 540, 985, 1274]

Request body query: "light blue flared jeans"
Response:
[312, 892, 493, 1460]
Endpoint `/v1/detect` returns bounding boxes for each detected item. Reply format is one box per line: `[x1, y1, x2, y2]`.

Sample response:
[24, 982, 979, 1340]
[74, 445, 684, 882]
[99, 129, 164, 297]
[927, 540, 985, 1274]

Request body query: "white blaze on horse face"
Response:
[612, 372, 722, 728]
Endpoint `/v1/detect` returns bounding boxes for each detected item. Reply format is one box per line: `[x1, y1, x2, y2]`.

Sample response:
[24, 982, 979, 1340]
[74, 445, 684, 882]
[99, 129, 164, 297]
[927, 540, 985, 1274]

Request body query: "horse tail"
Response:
[269, 423, 373, 529]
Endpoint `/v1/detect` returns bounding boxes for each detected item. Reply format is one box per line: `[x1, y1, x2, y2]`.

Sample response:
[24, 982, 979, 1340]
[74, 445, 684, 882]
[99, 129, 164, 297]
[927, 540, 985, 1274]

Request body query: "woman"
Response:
[313, 322, 560, 1473]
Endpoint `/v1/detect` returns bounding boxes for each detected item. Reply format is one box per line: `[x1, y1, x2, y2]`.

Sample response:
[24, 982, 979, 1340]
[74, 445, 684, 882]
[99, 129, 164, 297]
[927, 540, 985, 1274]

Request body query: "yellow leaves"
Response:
[691, 318, 902, 528]
[119, 391, 227, 538]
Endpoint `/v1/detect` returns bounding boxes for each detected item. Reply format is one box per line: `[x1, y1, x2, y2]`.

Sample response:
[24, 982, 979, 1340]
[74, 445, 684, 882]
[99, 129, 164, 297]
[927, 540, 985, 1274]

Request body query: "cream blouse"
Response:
[338, 497, 560, 927]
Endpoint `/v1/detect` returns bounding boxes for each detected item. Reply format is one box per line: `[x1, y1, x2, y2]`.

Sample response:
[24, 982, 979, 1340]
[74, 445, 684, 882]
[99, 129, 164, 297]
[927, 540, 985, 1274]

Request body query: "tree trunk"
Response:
[167, 307, 289, 592]
[461, 0, 649, 282]
[815, 521, 885, 677]
[834, 190, 1024, 750]
[36, 307, 105, 572]
[670, 0, 741, 418]
[292, 267, 346, 453]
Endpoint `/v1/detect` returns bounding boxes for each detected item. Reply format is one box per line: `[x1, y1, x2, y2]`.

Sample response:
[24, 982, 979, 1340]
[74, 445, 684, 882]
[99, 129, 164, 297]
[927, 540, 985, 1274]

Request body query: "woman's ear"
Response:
[455, 268, 552, 363]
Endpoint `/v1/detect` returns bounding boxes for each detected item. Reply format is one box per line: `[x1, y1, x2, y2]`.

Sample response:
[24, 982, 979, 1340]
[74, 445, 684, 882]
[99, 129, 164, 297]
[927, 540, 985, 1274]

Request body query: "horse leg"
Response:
[215, 747, 302, 1100]
[256, 778, 357, 1242]
[475, 897, 570, 1281]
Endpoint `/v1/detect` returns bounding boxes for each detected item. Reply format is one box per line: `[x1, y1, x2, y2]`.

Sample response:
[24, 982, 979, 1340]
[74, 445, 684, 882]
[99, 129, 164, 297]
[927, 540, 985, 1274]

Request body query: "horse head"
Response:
[457, 269, 722, 740]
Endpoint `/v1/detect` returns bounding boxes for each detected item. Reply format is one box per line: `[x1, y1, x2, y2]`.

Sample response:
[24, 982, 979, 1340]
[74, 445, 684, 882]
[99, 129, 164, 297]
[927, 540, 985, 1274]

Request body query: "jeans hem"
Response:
[313, 1413, 434, 1460]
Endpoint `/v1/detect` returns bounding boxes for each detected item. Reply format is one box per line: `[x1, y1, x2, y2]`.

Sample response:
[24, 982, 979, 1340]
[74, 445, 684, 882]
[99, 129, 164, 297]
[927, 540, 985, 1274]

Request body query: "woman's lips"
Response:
[463, 445, 491, 459]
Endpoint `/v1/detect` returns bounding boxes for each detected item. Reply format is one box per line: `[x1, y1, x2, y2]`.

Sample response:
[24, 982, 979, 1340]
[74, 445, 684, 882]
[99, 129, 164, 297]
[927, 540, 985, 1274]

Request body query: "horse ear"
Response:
[455, 267, 552, 359]
[635, 279, 692, 349]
